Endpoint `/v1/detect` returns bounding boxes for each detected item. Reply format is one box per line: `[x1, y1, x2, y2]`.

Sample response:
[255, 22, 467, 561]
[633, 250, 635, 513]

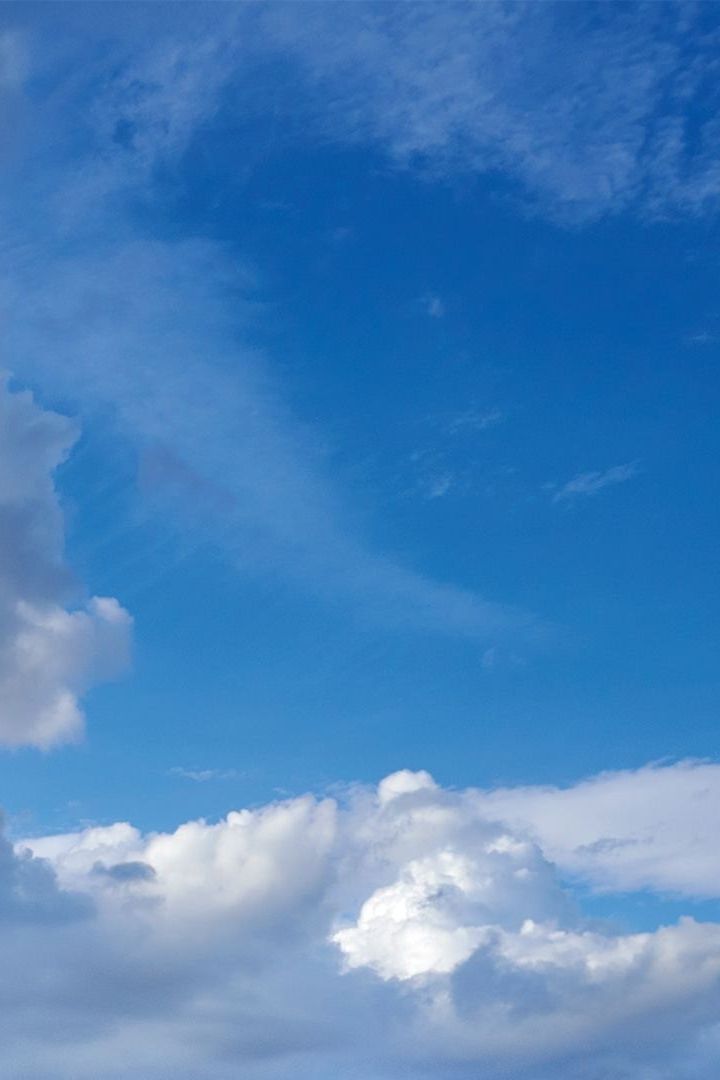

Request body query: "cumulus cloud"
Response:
[0, 379, 131, 747]
[8, 765, 720, 1077]
[475, 759, 720, 898]
[0, 819, 92, 924]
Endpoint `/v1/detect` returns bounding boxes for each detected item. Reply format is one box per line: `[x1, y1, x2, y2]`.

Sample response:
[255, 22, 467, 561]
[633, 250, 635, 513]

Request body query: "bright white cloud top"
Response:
[7, 762, 720, 1079]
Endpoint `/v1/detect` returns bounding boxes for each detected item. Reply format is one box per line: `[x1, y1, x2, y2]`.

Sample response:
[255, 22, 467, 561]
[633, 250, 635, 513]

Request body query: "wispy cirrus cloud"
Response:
[262, 2, 720, 222]
[0, 1, 711, 697]
[169, 767, 241, 783]
[1, 236, 535, 643]
[19, 4, 720, 227]
[550, 461, 641, 503]
[0, 0, 714, 652]
[446, 406, 505, 435]
[0, 15, 539, 647]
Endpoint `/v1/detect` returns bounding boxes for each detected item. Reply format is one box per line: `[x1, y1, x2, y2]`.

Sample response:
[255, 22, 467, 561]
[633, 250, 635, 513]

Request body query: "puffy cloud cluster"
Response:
[9, 762, 720, 1078]
[0, 380, 131, 747]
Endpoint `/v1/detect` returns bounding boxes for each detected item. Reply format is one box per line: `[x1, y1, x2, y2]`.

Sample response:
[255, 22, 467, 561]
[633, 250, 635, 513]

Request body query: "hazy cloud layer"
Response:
[40, 2, 720, 224]
[262, 3, 720, 221]
[2, 1, 719, 640]
[0, 3, 545, 646]
[2, 234, 536, 644]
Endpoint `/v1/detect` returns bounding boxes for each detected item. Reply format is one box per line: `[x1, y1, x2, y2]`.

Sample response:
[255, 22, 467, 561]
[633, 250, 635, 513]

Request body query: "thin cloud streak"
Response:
[552, 461, 640, 502]
[169, 767, 241, 783]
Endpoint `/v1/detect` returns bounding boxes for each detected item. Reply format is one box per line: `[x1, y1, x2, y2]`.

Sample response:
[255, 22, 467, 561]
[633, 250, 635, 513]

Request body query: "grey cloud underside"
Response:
[0, 827, 91, 924]
[0, 383, 131, 747]
[9, 763, 720, 1079]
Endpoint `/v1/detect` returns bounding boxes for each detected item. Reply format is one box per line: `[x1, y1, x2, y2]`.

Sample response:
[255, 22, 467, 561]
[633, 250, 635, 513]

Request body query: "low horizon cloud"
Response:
[7, 759, 720, 1079]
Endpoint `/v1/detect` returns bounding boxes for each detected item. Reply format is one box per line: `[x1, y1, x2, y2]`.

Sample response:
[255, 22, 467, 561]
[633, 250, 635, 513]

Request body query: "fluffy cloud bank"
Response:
[0, 380, 131, 747]
[7, 761, 720, 1078]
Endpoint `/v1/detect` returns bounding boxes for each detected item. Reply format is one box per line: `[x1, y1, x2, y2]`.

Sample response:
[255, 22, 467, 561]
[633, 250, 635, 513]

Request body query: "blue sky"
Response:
[3, 4, 720, 1078]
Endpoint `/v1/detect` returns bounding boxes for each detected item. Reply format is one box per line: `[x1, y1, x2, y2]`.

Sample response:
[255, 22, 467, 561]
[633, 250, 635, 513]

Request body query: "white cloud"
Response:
[0, 379, 132, 747]
[551, 461, 640, 502]
[169, 767, 241, 783]
[377, 767, 437, 803]
[334, 847, 531, 980]
[11, 765, 720, 1077]
[475, 759, 720, 898]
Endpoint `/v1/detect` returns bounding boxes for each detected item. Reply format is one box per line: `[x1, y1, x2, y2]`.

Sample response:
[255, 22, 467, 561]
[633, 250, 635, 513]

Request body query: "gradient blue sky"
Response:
[3, 5, 720, 1078]
[4, 1, 720, 831]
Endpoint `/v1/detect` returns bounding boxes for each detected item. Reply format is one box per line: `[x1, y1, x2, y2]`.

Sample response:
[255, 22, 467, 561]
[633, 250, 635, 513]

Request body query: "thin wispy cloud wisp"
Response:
[551, 462, 640, 503]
